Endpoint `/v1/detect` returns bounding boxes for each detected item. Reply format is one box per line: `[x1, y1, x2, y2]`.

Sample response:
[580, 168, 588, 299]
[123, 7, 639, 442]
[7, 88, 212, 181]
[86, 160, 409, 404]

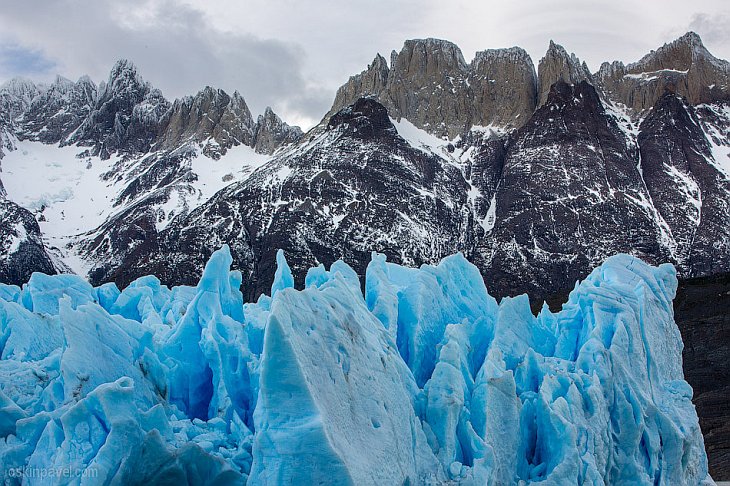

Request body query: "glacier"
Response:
[0, 246, 713, 485]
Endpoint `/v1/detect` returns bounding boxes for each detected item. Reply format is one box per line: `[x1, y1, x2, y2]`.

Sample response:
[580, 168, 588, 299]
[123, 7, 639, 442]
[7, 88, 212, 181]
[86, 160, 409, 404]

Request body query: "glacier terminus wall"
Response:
[0, 247, 713, 485]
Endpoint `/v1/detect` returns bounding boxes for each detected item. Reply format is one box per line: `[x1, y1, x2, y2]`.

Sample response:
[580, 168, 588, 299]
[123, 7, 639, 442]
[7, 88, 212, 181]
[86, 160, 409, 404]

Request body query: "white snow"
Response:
[623, 69, 689, 81]
[698, 104, 730, 181]
[664, 164, 702, 222]
[189, 142, 269, 203]
[5, 221, 27, 254]
[391, 117, 448, 154]
[1, 139, 271, 271]
[483, 193, 497, 232]
[1, 140, 120, 273]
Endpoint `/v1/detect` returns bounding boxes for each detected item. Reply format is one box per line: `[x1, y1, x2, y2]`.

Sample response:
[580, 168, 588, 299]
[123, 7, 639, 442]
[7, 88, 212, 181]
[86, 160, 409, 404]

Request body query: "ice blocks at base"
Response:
[0, 247, 713, 485]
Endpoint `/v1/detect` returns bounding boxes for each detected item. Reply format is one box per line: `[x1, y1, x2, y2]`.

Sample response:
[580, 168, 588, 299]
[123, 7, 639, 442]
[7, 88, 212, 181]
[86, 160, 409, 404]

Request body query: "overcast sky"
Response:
[1, 0, 728, 129]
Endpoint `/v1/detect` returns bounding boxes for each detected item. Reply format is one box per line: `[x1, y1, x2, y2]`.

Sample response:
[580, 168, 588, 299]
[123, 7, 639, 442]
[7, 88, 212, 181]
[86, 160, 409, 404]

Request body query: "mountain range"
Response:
[2, 32, 729, 302]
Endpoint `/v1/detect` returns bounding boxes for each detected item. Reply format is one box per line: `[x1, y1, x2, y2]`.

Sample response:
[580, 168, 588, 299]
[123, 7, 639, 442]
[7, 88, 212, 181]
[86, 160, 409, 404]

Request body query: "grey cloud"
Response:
[688, 12, 730, 46]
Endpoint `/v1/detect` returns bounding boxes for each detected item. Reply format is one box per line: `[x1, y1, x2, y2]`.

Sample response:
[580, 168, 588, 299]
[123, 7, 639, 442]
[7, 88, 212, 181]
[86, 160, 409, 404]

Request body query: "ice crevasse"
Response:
[0, 246, 714, 485]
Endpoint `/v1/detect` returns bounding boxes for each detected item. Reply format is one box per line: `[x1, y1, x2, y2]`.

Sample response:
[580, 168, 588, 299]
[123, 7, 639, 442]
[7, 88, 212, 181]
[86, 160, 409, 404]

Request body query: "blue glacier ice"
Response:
[0, 247, 714, 485]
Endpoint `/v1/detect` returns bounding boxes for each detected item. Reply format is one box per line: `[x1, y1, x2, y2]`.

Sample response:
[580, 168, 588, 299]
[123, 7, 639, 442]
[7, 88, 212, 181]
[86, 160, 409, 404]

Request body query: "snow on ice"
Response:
[0, 247, 713, 485]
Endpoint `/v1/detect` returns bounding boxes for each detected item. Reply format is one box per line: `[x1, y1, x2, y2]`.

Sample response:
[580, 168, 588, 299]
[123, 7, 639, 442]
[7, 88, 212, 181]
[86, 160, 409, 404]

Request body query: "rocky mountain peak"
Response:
[18, 74, 98, 144]
[396, 38, 468, 73]
[327, 39, 546, 137]
[212, 89, 256, 155]
[329, 54, 390, 122]
[0, 77, 42, 121]
[0, 77, 41, 101]
[472, 46, 532, 69]
[253, 106, 302, 154]
[597, 60, 625, 79]
[631, 31, 718, 73]
[99, 59, 151, 103]
[229, 90, 251, 116]
[371, 53, 389, 71]
[327, 97, 396, 139]
[596, 32, 730, 115]
[155, 86, 248, 157]
[68, 59, 158, 157]
[537, 41, 593, 106]
[50, 75, 74, 92]
[545, 79, 601, 110]
[469, 46, 537, 128]
[154, 86, 298, 157]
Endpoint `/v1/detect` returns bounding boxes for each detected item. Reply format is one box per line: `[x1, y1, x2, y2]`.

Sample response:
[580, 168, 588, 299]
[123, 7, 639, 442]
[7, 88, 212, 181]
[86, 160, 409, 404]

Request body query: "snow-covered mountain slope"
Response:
[0, 247, 712, 485]
[91, 98, 475, 296]
[0, 60, 300, 285]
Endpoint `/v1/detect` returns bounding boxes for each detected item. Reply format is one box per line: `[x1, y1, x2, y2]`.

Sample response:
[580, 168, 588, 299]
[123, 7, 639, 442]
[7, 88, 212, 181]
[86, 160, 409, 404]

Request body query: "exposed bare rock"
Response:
[475, 81, 665, 299]
[0, 196, 58, 285]
[154, 88, 299, 158]
[328, 39, 537, 137]
[253, 107, 303, 154]
[596, 32, 730, 115]
[382, 38, 471, 137]
[155, 87, 255, 159]
[674, 272, 730, 480]
[330, 54, 389, 116]
[637, 94, 715, 270]
[536, 41, 593, 106]
[468, 47, 537, 128]
[214, 91, 256, 152]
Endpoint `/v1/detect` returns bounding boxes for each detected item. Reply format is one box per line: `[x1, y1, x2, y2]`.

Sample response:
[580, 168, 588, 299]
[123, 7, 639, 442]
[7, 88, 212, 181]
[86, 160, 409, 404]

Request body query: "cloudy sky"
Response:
[1, 0, 728, 128]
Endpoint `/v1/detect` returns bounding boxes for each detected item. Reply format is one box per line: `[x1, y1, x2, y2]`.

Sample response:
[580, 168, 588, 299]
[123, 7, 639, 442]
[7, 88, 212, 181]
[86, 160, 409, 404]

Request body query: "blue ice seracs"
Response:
[0, 246, 714, 485]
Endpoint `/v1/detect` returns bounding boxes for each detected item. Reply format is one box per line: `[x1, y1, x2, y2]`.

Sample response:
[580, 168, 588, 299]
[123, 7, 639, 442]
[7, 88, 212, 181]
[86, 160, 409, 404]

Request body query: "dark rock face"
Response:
[673, 273, 730, 480]
[477, 81, 666, 299]
[639, 94, 730, 275]
[84, 88, 730, 305]
[0, 198, 57, 285]
[68, 60, 166, 158]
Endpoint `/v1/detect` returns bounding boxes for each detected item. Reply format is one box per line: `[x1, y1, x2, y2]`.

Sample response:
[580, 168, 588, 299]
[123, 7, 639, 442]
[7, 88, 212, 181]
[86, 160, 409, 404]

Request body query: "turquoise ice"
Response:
[0, 247, 713, 485]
